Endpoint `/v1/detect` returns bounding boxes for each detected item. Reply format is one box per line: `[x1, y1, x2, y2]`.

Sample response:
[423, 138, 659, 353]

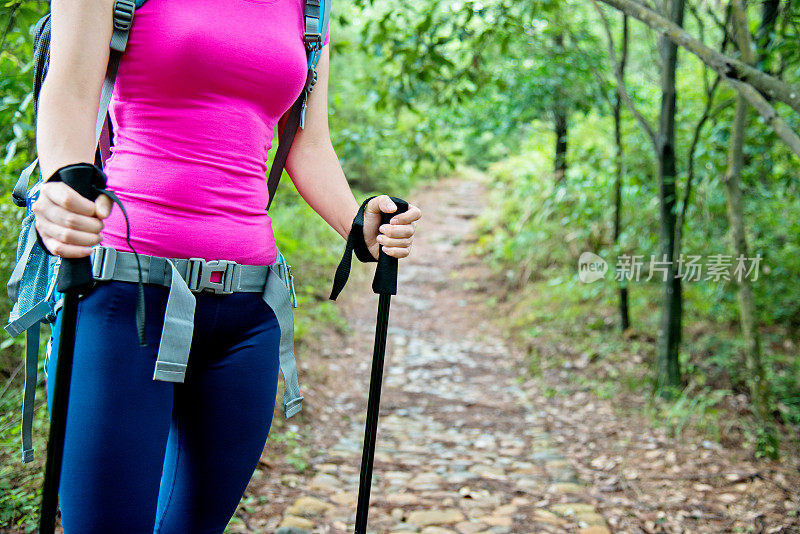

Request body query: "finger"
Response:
[43, 182, 97, 216]
[95, 194, 113, 219]
[380, 195, 398, 213]
[37, 202, 104, 234]
[389, 205, 421, 224]
[367, 195, 397, 215]
[365, 196, 384, 215]
[379, 223, 414, 239]
[37, 230, 94, 258]
[36, 217, 103, 247]
[380, 246, 411, 259]
[377, 235, 412, 248]
[46, 241, 94, 258]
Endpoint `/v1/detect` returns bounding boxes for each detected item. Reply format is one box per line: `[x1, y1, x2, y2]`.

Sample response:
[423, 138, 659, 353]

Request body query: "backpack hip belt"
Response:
[88, 245, 303, 418]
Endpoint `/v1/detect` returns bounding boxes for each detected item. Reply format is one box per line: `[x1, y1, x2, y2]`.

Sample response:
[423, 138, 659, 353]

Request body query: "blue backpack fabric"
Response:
[6, 0, 330, 463]
[6, 180, 62, 464]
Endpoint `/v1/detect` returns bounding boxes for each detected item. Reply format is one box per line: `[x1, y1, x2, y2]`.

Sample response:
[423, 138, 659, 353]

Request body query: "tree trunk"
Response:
[614, 14, 630, 331]
[723, 94, 778, 458]
[724, 0, 779, 459]
[553, 32, 568, 184]
[554, 110, 568, 184]
[655, 0, 684, 395]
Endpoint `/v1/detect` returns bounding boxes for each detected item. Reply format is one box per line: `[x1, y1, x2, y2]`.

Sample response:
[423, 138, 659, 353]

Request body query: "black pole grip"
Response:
[47, 163, 107, 293]
[372, 196, 409, 295]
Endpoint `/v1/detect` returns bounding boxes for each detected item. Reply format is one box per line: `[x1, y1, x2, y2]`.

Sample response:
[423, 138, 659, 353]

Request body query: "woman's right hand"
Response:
[33, 182, 113, 258]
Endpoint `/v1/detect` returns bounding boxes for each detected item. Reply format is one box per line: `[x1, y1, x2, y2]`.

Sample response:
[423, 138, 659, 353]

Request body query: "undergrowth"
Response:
[471, 126, 800, 458]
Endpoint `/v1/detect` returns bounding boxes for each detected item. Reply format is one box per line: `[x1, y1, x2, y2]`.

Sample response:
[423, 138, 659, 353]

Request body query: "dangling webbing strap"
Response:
[264, 258, 304, 417]
[21, 324, 40, 463]
[151, 259, 196, 381]
[329, 196, 379, 301]
[11, 266, 58, 464]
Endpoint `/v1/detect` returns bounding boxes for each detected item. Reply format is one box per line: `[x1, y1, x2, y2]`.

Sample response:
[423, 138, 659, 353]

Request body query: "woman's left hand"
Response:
[363, 195, 422, 260]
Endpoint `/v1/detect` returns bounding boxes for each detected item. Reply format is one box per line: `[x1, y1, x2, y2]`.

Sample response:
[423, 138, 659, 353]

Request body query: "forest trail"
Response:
[237, 172, 609, 534]
[236, 171, 798, 534]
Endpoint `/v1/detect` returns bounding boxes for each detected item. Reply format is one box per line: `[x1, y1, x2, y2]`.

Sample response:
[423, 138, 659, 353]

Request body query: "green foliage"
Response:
[651, 387, 731, 441]
[0, 337, 49, 533]
[475, 114, 661, 285]
[0, 0, 799, 529]
[343, 0, 609, 177]
[268, 428, 311, 472]
[755, 426, 781, 460]
[329, 1, 468, 192]
[264, 415, 312, 473]
[477, 79, 800, 450]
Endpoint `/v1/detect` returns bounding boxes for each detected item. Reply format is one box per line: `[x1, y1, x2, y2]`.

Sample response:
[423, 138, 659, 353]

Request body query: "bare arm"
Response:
[38, 0, 113, 179]
[284, 46, 421, 258]
[284, 46, 359, 240]
[33, 0, 115, 257]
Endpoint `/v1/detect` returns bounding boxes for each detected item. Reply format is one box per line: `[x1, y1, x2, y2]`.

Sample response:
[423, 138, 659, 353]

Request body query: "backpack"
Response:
[6, 0, 331, 463]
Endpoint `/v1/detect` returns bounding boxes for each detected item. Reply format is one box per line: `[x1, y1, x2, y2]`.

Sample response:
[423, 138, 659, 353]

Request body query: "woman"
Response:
[31, 0, 422, 531]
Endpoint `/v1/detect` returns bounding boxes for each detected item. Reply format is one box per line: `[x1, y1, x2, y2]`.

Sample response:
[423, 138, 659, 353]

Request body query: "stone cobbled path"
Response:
[274, 176, 612, 534]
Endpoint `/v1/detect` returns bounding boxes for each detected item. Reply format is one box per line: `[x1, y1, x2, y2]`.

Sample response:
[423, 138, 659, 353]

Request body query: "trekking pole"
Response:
[328, 195, 409, 533]
[353, 199, 409, 534]
[354, 292, 390, 533]
[39, 164, 107, 534]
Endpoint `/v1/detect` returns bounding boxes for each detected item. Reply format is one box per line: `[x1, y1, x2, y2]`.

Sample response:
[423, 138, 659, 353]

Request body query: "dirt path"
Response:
[233, 172, 799, 534]
[230, 173, 607, 534]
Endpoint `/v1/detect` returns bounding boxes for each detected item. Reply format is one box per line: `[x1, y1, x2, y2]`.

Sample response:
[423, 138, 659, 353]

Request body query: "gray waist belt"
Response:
[89, 246, 303, 418]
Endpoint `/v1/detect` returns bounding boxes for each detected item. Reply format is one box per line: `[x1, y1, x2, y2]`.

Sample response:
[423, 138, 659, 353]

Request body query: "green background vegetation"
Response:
[2, 0, 799, 530]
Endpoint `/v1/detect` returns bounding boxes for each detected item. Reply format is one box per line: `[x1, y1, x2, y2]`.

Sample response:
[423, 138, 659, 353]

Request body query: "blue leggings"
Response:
[46, 280, 282, 533]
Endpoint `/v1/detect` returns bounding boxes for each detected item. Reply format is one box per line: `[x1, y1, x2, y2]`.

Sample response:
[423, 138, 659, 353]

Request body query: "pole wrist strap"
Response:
[329, 196, 379, 301]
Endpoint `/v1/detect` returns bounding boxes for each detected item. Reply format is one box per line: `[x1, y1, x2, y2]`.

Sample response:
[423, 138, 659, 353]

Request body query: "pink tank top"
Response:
[100, 0, 329, 266]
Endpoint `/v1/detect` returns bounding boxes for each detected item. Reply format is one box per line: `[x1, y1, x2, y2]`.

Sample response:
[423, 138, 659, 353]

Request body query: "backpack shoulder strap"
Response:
[97, 0, 137, 167]
[265, 0, 331, 212]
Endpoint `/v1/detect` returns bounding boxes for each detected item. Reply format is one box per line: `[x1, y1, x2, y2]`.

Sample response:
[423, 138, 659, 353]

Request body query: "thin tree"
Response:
[653, 0, 686, 393]
[593, 0, 685, 391]
[612, 14, 630, 331]
[553, 32, 569, 184]
[722, 0, 779, 458]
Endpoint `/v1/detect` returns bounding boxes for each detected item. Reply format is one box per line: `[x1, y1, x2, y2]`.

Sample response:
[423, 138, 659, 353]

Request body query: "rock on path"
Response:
[260, 174, 610, 533]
